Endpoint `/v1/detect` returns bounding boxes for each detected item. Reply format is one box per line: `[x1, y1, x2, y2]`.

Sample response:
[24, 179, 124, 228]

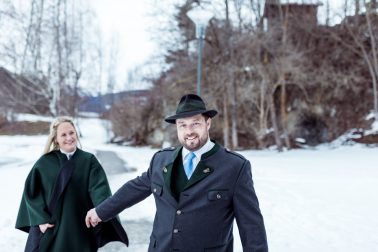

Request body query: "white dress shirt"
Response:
[181, 138, 214, 170]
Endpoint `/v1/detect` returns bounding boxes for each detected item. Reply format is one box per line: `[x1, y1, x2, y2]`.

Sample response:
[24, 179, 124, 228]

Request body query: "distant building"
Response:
[261, 0, 322, 31]
[0, 67, 49, 115]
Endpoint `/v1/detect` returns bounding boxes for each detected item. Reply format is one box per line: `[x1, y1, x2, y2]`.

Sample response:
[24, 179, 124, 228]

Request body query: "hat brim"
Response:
[165, 109, 218, 124]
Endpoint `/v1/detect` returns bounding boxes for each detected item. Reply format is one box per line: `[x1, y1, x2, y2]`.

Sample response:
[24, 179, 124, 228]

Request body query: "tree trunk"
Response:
[258, 77, 267, 148]
[325, 0, 330, 25]
[280, 79, 291, 149]
[280, 10, 291, 149]
[230, 81, 238, 149]
[268, 92, 283, 151]
[223, 94, 230, 149]
[365, 6, 378, 118]
[355, 0, 360, 16]
[344, 0, 349, 17]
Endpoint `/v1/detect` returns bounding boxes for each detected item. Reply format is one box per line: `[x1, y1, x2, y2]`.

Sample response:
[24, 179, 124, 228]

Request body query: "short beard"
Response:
[182, 134, 208, 151]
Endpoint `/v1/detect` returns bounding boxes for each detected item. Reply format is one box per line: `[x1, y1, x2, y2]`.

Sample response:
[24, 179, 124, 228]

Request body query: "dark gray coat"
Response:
[96, 142, 268, 252]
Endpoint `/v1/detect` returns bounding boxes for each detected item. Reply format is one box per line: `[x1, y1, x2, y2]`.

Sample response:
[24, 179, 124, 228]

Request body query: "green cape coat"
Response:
[15, 149, 128, 252]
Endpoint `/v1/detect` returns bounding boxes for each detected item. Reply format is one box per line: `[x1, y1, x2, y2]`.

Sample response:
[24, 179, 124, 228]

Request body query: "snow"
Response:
[373, 120, 378, 132]
[1, 117, 378, 251]
[12, 113, 54, 122]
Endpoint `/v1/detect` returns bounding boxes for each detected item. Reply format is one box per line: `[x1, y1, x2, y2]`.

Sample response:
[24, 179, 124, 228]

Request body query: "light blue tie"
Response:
[184, 152, 196, 179]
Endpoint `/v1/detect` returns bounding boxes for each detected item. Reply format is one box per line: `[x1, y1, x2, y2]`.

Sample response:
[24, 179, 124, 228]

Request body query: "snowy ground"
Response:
[1, 116, 378, 251]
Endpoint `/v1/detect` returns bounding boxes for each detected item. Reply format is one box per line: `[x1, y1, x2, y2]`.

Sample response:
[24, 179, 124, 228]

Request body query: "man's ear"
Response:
[207, 118, 212, 130]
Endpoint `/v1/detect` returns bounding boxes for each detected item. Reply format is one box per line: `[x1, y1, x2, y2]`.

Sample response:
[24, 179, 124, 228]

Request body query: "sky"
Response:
[92, 0, 161, 92]
[93, 0, 155, 70]
[0, 115, 378, 251]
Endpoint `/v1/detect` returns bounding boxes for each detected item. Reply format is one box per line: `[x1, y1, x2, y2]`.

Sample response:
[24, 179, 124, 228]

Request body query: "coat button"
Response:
[153, 188, 157, 193]
[173, 229, 179, 233]
[216, 193, 221, 199]
[176, 210, 182, 215]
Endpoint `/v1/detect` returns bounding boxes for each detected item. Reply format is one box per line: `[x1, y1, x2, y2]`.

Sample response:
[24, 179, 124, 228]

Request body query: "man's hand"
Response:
[85, 208, 102, 228]
[39, 223, 54, 233]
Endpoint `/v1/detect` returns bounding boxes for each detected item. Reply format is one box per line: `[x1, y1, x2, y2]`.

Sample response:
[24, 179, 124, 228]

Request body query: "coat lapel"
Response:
[162, 162, 173, 194]
[162, 147, 181, 198]
[184, 142, 220, 190]
[184, 162, 213, 189]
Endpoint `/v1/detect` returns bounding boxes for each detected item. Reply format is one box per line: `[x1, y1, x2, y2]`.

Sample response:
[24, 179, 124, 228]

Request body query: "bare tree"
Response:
[21, 0, 44, 74]
[1, 0, 103, 116]
[344, 0, 350, 17]
[329, 5, 378, 122]
[225, 0, 239, 149]
[365, 2, 378, 121]
[134, 0, 376, 149]
[249, 0, 263, 25]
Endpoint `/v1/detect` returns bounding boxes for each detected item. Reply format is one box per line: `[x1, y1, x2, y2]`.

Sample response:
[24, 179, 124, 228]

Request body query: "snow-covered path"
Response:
[248, 147, 378, 251]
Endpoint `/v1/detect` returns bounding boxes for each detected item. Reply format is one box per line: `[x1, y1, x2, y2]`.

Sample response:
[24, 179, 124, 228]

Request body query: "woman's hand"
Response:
[39, 223, 55, 233]
[85, 208, 102, 228]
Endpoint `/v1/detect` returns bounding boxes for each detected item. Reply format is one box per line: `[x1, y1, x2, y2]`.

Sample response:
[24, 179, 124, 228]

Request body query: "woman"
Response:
[15, 117, 128, 252]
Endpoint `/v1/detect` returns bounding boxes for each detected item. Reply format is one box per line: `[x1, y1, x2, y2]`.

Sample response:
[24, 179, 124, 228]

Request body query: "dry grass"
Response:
[351, 134, 378, 144]
[0, 121, 50, 135]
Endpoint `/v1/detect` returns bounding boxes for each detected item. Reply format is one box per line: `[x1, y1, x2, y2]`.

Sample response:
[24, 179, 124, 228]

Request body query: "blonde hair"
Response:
[43, 116, 82, 154]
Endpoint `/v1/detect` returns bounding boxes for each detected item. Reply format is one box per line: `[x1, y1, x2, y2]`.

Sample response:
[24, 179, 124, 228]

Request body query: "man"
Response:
[86, 94, 268, 251]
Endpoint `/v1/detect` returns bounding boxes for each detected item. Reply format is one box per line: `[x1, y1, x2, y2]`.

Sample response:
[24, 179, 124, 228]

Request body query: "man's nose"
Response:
[185, 125, 195, 133]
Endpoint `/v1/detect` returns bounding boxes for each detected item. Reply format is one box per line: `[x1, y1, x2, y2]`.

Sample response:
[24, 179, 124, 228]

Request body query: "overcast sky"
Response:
[91, 0, 157, 91]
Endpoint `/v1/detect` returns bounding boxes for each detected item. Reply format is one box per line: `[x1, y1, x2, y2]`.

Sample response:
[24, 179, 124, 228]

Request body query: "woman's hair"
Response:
[43, 116, 81, 154]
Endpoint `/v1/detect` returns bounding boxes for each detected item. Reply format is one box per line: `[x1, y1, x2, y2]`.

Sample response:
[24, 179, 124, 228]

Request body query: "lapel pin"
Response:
[203, 168, 211, 173]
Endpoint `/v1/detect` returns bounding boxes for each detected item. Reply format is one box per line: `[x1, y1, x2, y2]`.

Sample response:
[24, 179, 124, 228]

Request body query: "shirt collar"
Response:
[182, 138, 214, 160]
[60, 148, 76, 159]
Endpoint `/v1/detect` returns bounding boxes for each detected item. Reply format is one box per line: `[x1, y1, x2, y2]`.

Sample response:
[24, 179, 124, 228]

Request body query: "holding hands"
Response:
[85, 208, 102, 228]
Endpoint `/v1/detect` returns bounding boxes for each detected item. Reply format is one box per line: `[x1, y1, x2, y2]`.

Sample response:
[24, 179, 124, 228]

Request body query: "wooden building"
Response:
[261, 0, 322, 31]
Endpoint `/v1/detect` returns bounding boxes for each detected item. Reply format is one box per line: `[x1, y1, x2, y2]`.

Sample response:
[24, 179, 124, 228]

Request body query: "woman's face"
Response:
[56, 122, 77, 153]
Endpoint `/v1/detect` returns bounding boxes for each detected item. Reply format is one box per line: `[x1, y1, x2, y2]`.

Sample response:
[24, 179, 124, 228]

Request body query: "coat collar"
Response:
[53, 148, 81, 163]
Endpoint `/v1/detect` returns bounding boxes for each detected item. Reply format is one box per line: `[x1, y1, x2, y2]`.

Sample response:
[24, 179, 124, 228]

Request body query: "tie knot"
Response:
[186, 152, 195, 161]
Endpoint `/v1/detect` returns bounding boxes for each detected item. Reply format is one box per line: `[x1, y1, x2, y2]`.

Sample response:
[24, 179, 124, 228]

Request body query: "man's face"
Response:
[176, 114, 211, 151]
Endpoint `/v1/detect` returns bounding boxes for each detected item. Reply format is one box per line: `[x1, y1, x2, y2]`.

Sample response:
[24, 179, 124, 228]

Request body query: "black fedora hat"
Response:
[165, 94, 218, 124]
